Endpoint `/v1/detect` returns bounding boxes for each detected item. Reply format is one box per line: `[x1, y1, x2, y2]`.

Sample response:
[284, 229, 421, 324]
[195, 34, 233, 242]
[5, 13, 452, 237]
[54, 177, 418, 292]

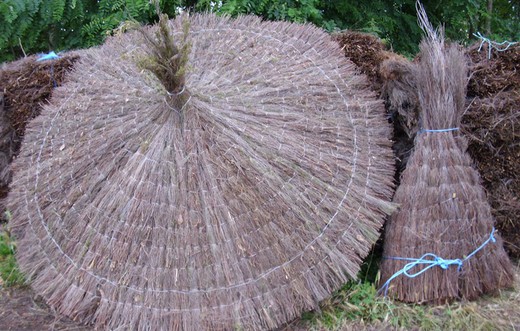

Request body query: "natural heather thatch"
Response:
[332, 31, 400, 93]
[0, 54, 80, 220]
[7, 14, 395, 330]
[463, 44, 520, 258]
[379, 57, 419, 172]
[467, 42, 520, 98]
[380, 9, 513, 303]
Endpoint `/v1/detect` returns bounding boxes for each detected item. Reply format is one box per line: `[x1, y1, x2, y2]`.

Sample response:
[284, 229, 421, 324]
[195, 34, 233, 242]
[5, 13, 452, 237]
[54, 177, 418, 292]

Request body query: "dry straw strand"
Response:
[379, 2, 513, 303]
[7, 14, 395, 330]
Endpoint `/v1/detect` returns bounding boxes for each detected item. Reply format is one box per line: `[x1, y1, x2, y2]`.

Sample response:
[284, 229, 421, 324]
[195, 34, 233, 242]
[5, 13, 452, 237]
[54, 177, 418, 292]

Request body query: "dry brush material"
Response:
[467, 43, 520, 98]
[331, 31, 420, 182]
[464, 44, 520, 258]
[380, 11, 513, 303]
[380, 42, 520, 258]
[7, 15, 395, 330]
[331, 31, 405, 94]
[0, 287, 92, 331]
[0, 54, 79, 220]
[379, 57, 419, 172]
[138, 13, 191, 95]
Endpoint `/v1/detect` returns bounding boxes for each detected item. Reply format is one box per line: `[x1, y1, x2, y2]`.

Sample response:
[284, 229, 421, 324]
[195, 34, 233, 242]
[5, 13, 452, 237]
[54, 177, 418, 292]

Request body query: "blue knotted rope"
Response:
[379, 227, 497, 296]
[473, 32, 518, 59]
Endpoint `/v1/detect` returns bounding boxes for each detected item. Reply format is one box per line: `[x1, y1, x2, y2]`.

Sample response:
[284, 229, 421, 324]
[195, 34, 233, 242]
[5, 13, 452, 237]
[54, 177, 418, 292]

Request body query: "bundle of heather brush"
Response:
[379, 5, 513, 303]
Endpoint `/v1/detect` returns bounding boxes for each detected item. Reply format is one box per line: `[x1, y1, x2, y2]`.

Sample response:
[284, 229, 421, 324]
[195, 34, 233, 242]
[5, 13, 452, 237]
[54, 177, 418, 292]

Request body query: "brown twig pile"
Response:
[0, 54, 79, 220]
[7, 14, 395, 330]
[467, 42, 520, 97]
[379, 7, 513, 303]
[463, 44, 520, 258]
[331, 31, 419, 179]
[379, 57, 420, 172]
[332, 31, 406, 94]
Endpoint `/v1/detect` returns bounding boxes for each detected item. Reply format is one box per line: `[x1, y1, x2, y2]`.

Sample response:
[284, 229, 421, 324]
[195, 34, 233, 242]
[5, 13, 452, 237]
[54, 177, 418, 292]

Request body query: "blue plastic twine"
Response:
[36, 51, 60, 62]
[473, 32, 518, 59]
[36, 51, 60, 87]
[379, 228, 497, 296]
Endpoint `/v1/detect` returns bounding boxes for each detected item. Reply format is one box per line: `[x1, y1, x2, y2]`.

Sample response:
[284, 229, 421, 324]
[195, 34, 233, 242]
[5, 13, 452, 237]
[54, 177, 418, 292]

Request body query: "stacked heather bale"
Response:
[7, 14, 395, 330]
[0, 91, 11, 204]
[332, 31, 407, 95]
[0, 54, 79, 219]
[379, 8, 513, 303]
[463, 43, 520, 258]
[379, 58, 419, 172]
[332, 31, 413, 181]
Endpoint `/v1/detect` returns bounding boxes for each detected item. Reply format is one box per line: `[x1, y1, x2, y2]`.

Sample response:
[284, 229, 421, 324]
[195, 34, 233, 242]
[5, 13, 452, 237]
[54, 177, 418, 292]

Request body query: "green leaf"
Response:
[51, 0, 65, 21]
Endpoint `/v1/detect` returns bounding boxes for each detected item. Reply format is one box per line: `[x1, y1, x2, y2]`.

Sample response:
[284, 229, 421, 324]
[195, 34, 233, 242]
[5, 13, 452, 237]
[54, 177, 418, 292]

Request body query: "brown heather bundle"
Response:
[0, 53, 80, 221]
[376, 42, 520, 259]
[463, 44, 520, 258]
[330, 19, 520, 259]
[7, 14, 395, 330]
[379, 6, 513, 303]
[379, 57, 420, 173]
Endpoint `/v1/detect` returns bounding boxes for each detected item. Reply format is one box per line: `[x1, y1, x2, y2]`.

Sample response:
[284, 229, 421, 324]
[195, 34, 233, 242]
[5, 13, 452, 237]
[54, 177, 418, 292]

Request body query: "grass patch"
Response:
[303, 281, 518, 331]
[0, 226, 25, 287]
[301, 252, 520, 330]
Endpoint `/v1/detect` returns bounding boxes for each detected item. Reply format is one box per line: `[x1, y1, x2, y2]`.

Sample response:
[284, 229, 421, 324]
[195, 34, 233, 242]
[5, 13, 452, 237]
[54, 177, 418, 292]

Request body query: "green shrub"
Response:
[0, 227, 25, 287]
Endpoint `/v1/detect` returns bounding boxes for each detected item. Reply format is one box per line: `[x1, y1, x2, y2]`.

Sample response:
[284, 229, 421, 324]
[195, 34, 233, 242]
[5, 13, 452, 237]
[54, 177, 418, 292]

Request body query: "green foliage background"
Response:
[0, 0, 519, 61]
[0, 228, 25, 287]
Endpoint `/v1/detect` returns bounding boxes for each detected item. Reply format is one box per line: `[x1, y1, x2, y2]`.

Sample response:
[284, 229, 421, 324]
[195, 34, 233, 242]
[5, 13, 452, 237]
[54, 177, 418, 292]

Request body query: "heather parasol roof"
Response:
[7, 14, 395, 330]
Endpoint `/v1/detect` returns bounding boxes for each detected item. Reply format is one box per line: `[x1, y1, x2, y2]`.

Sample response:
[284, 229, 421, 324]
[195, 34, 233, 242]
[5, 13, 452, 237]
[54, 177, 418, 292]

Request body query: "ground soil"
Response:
[0, 287, 91, 331]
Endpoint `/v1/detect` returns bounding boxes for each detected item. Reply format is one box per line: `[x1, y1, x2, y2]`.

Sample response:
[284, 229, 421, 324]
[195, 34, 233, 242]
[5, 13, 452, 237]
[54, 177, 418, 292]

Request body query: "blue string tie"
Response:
[36, 51, 60, 62]
[379, 227, 497, 296]
[473, 32, 518, 59]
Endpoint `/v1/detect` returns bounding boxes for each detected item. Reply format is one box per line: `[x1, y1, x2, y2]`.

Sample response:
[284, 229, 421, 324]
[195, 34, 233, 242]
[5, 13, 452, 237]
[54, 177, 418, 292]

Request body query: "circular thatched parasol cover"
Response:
[8, 14, 395, 330]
